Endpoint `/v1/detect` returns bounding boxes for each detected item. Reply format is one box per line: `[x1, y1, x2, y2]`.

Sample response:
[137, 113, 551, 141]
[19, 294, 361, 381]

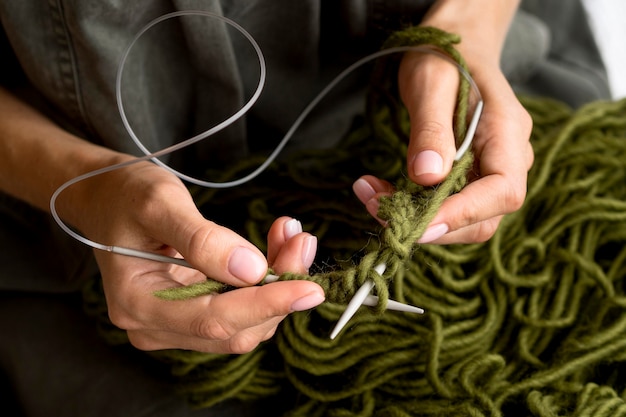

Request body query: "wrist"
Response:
[54, 151, 136, 234]
[421, 0, 521, 68]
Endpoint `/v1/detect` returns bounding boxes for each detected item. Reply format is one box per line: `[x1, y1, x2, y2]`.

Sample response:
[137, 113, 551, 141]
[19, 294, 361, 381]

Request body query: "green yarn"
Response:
[153, 26, 474, 309]
[82, 26, 626, 416]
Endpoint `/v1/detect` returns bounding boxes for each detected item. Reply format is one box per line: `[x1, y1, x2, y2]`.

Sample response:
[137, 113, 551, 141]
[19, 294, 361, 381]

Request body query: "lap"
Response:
[0, 293, 269, 417]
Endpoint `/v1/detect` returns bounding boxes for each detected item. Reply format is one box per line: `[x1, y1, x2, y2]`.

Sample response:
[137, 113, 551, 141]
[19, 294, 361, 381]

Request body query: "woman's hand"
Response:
[0, 87, 324, 355]
[353, 0, 533, 244]
[80, 162, 323, 353]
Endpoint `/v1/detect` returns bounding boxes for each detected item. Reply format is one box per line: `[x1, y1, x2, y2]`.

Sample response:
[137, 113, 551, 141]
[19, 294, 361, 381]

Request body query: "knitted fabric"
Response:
[152, 26, 474, 310]
[82, 26, 626, 416]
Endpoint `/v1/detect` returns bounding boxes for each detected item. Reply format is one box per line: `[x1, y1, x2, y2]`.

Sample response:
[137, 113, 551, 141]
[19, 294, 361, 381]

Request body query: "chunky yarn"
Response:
[82, 26, 626, 417]
[152, 26, 475, 310]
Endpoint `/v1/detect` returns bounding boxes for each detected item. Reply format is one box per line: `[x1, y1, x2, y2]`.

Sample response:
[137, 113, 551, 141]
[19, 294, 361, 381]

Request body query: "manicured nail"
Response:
[302, 236, 317, 270]
[353, 178, 376, 203]
[291, 291, 325, 312]
[413, 150, 443, 177]
[284, 218, 302, 240]
[418, 223, 449, 243]
[228, 247, 267, 284]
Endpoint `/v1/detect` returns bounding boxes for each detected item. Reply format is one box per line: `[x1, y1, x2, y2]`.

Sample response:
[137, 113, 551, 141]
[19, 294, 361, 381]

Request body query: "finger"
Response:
[267, 216, 318, 273]
[271, 232, 318, 274]
[126, 279, 324, 341]
[399, 52, 460, 186]
[203, 280, 324, 333]
[127, 315, 284, 354]
[418, 170, 527, 244]
[267, 216, 303, 265]
[149, 198, 268, 287]
[205, 281, 324, 350]
[418, 83, 533, 245]
[427, 216, 503, 245]
[352, 175, 394, 222]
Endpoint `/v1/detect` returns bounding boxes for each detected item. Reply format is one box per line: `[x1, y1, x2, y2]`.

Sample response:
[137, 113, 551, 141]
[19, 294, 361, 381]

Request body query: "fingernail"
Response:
[413, 150, 443, 177]
[291, 291, 325, 312]
[353, 178, 376, 203]
[284, 218, 302, 240]
[228, 247, 267, 284]
[302, 236, 317, 270]
[418, 223, 449, 243]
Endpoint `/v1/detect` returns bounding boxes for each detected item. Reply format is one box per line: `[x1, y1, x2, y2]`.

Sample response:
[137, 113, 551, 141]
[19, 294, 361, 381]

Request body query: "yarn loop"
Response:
[82, 26, 626, 417]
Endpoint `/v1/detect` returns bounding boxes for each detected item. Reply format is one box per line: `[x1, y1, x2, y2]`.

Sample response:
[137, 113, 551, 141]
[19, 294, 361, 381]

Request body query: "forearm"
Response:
[422, 0, 521, 67]
[0, 87, 130, 222]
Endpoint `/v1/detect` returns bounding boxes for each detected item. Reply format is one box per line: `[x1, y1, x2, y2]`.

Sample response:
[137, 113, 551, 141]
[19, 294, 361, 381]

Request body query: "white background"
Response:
[582, 0, 626, 99]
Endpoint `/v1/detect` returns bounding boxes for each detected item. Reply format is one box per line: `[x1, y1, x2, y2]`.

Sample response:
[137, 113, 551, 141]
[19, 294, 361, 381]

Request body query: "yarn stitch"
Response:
[82, 26, 626, 416]
[152, 26, 474, 312]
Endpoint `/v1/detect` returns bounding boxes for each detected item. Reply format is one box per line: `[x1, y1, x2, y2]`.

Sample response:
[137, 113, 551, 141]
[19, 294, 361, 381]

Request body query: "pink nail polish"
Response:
[413, 150, 444, 177]
[418, 223, 449, 243]
[353, 178, 376, 203]
[228, 247, 267, 283]
[302, 236, 317, 270]
[284, 218, 302, 240]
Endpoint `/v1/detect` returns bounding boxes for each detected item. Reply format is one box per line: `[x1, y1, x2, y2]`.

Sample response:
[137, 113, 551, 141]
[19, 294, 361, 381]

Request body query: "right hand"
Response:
[70, 160, 324, 353]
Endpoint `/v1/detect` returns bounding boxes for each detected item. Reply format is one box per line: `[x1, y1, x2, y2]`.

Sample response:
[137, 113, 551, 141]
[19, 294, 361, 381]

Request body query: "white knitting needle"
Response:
[114, 249, 426, 338]
[264, 267, 423, 315]
[328, 263, 424, 340]
[107, 99, 483, 271]
[323, 99, 482, 339]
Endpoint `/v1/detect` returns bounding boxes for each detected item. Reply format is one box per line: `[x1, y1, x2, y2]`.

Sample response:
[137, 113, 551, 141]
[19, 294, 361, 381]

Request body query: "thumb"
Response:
[399, 51, 460, 186]
[211, 280, 326, 330]
[158, 210, 268, 287]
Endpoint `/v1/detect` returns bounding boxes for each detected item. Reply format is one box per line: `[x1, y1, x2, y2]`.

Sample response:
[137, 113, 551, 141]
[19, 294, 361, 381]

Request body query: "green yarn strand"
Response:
[81, 26, 626, 416]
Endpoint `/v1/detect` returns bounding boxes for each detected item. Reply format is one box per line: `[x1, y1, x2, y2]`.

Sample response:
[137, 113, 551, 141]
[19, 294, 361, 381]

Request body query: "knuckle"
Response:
[470, 219, 501, 243]
[107, 306, 137, 331]
[127, 332, 159, 351]
[520, 107, 533, 133]
[228, 333, 261, 354]
[504, 184, 527, 213]
[262, 326, 278, 342]
[135, 180, 179, 219]
[457, 201, 482, 231]
[105, 291, 147, 332]
[413, 119, 448, 145]
[526, 142, 535, 170]
[503, 92, 532, 131]
[185, 223, 218, 261]
[194, 317, 232, 341]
